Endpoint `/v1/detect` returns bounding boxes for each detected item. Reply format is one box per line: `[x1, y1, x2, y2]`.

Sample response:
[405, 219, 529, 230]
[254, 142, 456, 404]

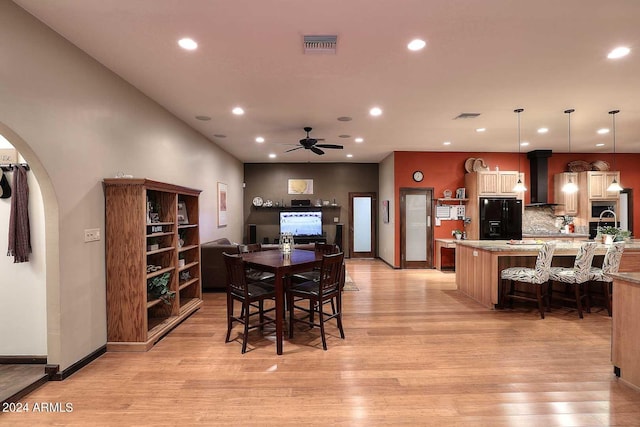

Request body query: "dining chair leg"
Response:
[535, 285, 545, 319]
[603, 282, 612, 316]
[318, 301, 327, 350]
[288, 290, 294, 339]
[225, 295, 234, 343]
[543, 281, 551, 312]
[242, 301, 251, 353]
[574, 284, 584, 319]
[336, 294, 345, 339]
[584, 283, 591, 313]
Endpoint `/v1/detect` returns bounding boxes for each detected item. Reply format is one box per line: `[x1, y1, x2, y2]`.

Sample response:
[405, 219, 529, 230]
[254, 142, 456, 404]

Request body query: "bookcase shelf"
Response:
[104, 178, 202, 352]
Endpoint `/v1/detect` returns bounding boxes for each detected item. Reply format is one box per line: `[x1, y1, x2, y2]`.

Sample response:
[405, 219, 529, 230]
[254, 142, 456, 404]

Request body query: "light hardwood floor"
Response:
[3, 259, 640, 426]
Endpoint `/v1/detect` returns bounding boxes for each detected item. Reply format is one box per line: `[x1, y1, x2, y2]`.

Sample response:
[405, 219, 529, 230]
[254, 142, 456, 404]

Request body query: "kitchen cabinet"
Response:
[470, 171, 524, 196]
[582, 171, 620, 200]
[553, 173, 579, 216]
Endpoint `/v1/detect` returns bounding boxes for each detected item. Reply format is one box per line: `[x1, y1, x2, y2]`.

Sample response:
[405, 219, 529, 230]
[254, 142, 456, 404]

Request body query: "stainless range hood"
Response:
[526, 149, 559, 207]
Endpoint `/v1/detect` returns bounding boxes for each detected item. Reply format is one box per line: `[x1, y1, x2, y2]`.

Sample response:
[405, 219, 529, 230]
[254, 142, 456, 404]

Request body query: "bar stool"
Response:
[588, 242, 625, 316]
[500, 242, 556, 319]
[548, 242, 598, 318]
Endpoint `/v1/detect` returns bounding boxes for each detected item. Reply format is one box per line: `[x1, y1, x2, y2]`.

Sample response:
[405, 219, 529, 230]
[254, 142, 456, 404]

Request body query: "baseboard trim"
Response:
[46, 345, 107, 381]
[0, 355, 47, 364]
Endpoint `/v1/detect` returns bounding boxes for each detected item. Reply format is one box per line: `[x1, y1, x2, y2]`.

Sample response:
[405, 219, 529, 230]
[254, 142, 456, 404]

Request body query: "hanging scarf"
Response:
[7, 165, 31, 263]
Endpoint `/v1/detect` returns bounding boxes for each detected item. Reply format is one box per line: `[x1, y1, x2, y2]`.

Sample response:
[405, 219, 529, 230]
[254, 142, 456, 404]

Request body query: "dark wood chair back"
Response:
[315, 242, 339, 255]
[223, 252, 248, 297]
[317, 252, 345, 296]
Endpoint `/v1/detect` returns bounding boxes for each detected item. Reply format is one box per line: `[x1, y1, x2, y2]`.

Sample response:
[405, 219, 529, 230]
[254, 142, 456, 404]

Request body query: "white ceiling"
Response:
[13, 0, 640, 163]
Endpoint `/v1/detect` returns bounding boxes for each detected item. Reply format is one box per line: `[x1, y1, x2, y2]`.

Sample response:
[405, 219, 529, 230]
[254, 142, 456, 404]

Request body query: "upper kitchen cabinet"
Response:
[554, 173, 579, 216]
[466, 171, 525, 198]
[580, 171, 620, 200]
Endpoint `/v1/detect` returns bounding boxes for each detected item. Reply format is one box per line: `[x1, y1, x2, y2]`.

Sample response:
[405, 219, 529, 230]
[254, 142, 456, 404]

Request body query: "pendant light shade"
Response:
[606, 109, 623, 192]
[561, 109, 579, 194]
[513, 108, 527, 192]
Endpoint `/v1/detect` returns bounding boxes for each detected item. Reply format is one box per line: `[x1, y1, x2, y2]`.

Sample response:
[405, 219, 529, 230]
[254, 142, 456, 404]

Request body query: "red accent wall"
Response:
[393, 151, 640, 267]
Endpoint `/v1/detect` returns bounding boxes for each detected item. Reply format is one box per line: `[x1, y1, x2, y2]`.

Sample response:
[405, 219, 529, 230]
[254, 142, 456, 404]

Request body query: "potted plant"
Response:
[598, 225, 619, 244]
[147, 272, 175, 305]
[615, 229, 632, 242]
[452, 229, 463, 240]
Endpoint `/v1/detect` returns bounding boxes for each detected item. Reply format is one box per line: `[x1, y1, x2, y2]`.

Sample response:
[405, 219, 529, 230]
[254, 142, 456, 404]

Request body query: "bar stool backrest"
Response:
[533, 242, 557, 283]
[573, 242, 598, 283]
[602, 242, 625, 276]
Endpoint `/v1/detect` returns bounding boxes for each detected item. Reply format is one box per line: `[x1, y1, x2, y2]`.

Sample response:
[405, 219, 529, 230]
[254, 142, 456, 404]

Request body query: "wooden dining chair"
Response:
[223, 252, 276, 353]
[288, 252, 345, 350]
[588, 242, 625, 316]
[500, 242, 556, 319]
[548, 242, 598, 318]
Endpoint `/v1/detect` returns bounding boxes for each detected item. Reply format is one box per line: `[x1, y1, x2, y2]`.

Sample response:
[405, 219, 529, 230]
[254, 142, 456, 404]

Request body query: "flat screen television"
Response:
[279, 211, 322, 237]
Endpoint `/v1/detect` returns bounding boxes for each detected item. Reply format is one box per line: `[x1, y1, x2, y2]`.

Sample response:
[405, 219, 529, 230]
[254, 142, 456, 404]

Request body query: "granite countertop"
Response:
[522, 233, 590, 238]
[455, 239, 640, 253]
[610, 272, 640, 285]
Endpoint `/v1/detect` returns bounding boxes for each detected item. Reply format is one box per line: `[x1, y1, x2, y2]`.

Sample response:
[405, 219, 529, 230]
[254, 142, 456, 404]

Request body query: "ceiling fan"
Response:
[285, 127, 343, 155]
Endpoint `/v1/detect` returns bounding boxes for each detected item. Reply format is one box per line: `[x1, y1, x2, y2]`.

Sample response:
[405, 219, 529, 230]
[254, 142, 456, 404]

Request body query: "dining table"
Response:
[240, 249, 323, 354]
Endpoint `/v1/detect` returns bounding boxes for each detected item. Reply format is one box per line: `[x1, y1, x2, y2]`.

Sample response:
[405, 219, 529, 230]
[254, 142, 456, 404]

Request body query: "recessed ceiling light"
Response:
[596, 143, 605, 147]
[195, 115, 211, 121]
[213, 134, 227, 138]
[232, 107, 244, 115]
[178, 38, 198, 50]
[369, 107, 382, 117]
[475, 128, 486, 133]
[607, 46, 630, 59]
[255, 136, 265, 143]
[407, 39, 426, 51]
[354, 137, 364, 143]
[597, 128, 610, 134]
[268, 153, 276, 159]
[337, 116, 352, 122]
[537, 127, 549, 134]
[520, 141, 530, 146]
[443, 141, 451, 145]
[346, 154, 353, 158]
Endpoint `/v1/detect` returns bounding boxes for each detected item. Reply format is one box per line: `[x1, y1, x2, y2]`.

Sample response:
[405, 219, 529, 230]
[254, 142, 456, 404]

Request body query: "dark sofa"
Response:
[200, 238, 240, 291]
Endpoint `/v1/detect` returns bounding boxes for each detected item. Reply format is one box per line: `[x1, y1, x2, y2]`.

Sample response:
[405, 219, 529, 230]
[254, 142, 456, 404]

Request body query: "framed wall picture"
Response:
[382, 200, 389, 223]
[217, 182, 227, 227]
[288, 179, 313, 194]
[177, 201, 189, 224]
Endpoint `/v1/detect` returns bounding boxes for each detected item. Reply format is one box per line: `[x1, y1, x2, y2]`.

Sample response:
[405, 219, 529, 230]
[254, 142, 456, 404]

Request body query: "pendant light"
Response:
[561, 109, 579, 193]
[606, 109, 623, 192]
[512, 108, 527, 192]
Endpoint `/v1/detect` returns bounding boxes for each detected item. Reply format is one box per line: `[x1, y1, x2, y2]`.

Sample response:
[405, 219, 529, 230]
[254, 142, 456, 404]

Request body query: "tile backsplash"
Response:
[523, 205, 587, 234]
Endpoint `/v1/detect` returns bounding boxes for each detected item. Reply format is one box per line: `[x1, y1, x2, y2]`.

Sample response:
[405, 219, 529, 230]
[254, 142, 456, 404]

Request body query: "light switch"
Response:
[84, 228, 101, 242]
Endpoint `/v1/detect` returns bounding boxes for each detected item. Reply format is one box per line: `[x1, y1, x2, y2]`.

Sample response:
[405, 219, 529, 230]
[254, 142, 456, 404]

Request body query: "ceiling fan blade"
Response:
[310, 147, 325, 155]
[285, 146, 303, 153]
[316, 144, 343, 149]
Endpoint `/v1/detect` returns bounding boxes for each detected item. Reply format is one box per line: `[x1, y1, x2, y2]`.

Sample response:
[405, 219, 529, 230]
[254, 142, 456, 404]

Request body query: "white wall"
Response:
[0, 139, 47, 355]
[0, 2, 243, 369]
[378, 153, 395, 266]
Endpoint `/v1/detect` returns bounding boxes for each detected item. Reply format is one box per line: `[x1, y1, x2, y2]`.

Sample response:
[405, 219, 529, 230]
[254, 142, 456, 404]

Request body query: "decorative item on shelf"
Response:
[146, 264, 162, 273]
[177, 201, 189, 224]
[562, 109, 579, 194]
[278, 232, 294, 254]
[512, 108, 527, 192]
[150, 225, 163, 234]
[591, 160, 610, 171]
[607, 110, 623, 192]
[323, 200, 330, 206]
[443, 189, 452, 198]
[331, 198, 337, 206]
[178, 231, 185, 248]
[147, 272, 175, 305]
[252, 196, 263, 207]
[315, 198, 323, 207]
[179, 270, 191, 282]
[472, 158, 489, 171]
[455, 188, 466, 199]
[147, 237, 160, 251]
[452, 229, 463, 240]
[178, 253, 186, 268]
[263, 199, 273, 207]
[567, 160, 591, 172]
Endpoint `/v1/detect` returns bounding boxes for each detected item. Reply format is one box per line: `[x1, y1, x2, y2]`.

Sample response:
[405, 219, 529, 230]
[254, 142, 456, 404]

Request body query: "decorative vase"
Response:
[455, 234, 462, 240]
[604, 234, 614, 245]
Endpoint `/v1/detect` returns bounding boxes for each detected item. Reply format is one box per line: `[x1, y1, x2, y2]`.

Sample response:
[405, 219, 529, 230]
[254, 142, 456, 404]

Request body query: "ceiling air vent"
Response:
[303, 35, 337, 54]
[453, 113, 481, 120]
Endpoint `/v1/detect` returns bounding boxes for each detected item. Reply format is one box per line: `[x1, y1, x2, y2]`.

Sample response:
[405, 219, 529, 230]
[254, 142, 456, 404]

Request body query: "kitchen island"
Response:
[610, 272, 640, 390]
[455, 239, 640, 309]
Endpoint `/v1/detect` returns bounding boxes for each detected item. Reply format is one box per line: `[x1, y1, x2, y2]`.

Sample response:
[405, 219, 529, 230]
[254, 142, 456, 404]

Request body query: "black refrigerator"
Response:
[479, 198, 523, 240]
